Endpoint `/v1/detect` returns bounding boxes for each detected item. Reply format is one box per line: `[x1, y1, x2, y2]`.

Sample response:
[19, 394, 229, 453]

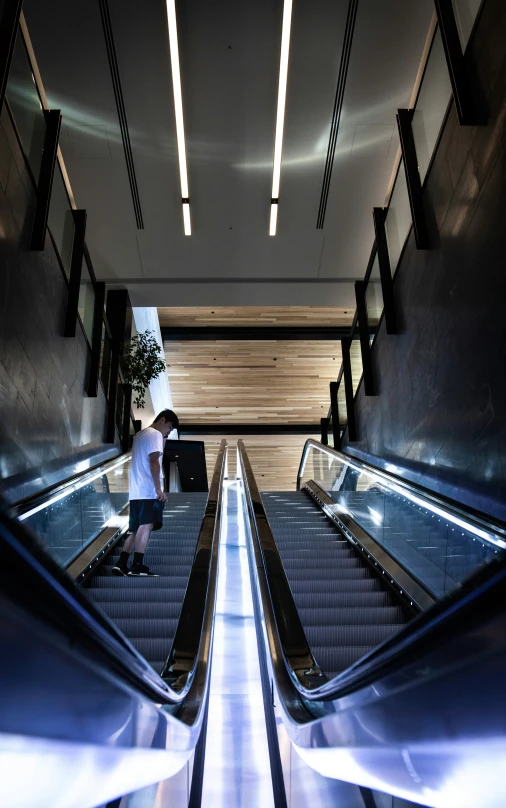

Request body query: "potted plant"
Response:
[120, 329, 167, 409]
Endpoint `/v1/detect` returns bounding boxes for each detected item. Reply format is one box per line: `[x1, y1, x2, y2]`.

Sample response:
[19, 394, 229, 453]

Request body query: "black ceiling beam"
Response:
[179, 424, 341, 436]
[161, 326, 366, 342]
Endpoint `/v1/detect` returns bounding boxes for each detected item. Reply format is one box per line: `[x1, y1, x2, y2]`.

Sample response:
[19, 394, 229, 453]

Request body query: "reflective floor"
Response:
[201, 480, 274, 807]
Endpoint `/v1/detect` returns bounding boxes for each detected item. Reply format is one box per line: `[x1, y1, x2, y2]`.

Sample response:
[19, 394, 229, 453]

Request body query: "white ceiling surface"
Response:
[24, 0, 433, 306]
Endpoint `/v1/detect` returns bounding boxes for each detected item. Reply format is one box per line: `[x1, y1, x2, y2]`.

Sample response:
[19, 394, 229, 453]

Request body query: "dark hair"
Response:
[154, 409, 179, 430]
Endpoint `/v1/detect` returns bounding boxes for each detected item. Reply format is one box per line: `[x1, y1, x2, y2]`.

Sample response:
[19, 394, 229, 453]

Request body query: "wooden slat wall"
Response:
[191, 434, 313, 491]
[166, 340, 343, 424]
[159, 306, 355, 328]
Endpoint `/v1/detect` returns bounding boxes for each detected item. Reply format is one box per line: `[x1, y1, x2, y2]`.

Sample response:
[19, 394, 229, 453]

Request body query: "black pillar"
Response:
[105, 289, 132, 444]
[31, 110, 62, 250]
[87, 281, 106, 397]
[320, 417, 329, 446]
[341, 338, 357, 442]
[373, 208, 397, 334]
[434, 0, 477, 126]
[354, 280, 374, 395]
[0, 0, 23, 112]
[64, 210, 87, 337]
[397, 109, 430, 249]
[121, 383, 132, 452]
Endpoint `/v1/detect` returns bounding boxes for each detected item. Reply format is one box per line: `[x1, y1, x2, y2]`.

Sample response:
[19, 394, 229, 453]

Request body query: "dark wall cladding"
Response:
[343, 0, 506, 522]
[0, 104, 119, 505]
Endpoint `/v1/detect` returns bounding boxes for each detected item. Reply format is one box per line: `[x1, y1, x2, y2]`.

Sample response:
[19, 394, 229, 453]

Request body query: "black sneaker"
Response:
[128, 563, 159, 577]
[111, 564, 129, 576]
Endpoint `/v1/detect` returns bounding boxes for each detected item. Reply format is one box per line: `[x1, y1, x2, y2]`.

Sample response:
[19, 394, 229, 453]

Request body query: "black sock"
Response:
[119, 551, 130, 568]
[133, 552, 144, 567]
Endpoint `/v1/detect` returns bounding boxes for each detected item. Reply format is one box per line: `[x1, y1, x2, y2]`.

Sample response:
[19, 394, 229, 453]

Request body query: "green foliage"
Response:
[120, 330, 167, 409]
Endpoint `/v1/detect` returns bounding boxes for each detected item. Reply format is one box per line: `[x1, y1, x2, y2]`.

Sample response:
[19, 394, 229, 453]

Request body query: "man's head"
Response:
[152, 409, 179, 437]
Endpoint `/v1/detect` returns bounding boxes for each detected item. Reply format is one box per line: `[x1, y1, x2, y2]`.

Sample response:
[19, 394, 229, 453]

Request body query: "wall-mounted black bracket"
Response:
[0, 0, 23, 112]
[373, 208, 398, 334]
[329, 382, 341, 449]
[30, 110, 62, 250]
[434, 0, 478, 125]
[354, 280, 375, 395]
[320, 417, 329, 446]
[87, 281, 106, 397]
[341, 338, 357, 442]
[64, 210, 87, 338]
[397, 109, 430, 250]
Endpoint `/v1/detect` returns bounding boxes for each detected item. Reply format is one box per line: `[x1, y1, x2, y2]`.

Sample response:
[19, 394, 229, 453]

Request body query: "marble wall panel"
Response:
[343, 0, 506, 522]
[0, 104, 119, 505]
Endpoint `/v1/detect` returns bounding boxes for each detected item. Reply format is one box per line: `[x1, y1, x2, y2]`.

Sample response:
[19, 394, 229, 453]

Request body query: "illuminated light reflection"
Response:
[165, 0, 191, 234]
[18, 456, 131, 521]
[269, 0, 293, 235]
[269, 202, 278, 236]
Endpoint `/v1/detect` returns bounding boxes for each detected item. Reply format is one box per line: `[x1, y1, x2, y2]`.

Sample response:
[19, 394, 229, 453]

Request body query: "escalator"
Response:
[1, 441, 226, 808]
[238, 439, 506, 808]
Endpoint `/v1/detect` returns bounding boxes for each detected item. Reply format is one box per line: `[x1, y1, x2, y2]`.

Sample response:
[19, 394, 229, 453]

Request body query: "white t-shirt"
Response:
[129, 427, 164, 500]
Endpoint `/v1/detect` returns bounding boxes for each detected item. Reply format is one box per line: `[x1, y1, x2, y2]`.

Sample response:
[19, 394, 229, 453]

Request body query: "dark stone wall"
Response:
[0, 103, 118, 504]
[343, 0, 506, 521]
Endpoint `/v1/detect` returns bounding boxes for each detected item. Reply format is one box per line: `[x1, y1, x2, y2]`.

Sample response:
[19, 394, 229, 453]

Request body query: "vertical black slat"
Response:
[0, 0, 23, 111]
[320, 416, 329, 446]
[434, 0, 476, 125]
[341, 338, 357, 441]
[87, 281, 105, 397]
[354, 280, 375, 395]
[30, 110, 62, 250]
[105, 290, 132, 443]
[134, 419, 142, 434]
[329, 381, 341, 449]
[120, 383, 132, 452]
[63, 210, 87, 338]
[397, 109, 430, 249]
[373, 207, 398, 335]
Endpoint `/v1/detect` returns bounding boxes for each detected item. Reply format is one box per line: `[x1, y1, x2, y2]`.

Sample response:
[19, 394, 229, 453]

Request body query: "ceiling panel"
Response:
[158, 306, 355, 328]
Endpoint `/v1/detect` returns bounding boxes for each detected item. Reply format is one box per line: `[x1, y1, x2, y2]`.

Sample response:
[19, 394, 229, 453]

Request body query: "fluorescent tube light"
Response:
[166, 0, 191, 234]
[269, 202, 278, 236]
[270, 0, 293, 235]
[182, 201, 191, 236]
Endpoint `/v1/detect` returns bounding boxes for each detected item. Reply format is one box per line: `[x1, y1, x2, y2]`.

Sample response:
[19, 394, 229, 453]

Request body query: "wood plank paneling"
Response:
[158, 306, 355, 328]
[166, 340, 343, 425]
[192, 434, 313, 491]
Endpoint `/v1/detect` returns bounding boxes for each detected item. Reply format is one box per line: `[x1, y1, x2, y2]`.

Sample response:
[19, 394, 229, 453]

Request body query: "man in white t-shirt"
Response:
[112, 409, 179, 577]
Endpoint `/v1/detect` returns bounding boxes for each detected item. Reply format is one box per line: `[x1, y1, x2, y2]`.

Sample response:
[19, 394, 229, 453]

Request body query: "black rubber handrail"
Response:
[238, 440, 506, 711]
[297, 438, 506, 547]
[0, 440, 227, 716]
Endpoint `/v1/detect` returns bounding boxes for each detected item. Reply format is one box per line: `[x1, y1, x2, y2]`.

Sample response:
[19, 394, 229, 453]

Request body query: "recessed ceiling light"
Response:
[269, 0, 293, 236]
[166, 0, 191, 235]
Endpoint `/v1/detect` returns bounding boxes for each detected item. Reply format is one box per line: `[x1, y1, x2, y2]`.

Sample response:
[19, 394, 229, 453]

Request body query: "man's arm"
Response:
[149, 451, 166, 502]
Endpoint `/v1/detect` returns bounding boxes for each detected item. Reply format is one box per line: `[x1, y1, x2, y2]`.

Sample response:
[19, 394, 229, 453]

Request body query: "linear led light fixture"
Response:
[270, 0, 293, 236]
[166, 0, 191, 235]
[18, 456, 131, 521]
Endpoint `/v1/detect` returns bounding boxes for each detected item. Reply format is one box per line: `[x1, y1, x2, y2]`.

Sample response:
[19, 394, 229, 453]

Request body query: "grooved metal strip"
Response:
[316, 0, 359, 229]
[98, 0, 144, 229]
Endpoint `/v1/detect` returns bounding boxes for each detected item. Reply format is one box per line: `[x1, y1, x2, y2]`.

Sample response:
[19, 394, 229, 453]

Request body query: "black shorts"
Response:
[129, 499, 164, 532]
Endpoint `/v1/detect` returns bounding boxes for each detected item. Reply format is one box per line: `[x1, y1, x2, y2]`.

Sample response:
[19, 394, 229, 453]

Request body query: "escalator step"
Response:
[282, 557, 361, 570]
[112, 618, 179, 638]
[293, 591, 394, 608]
[99, 601, 183, 619]
[86, 587, 187, 602]
[289, 578, 382, 593]
[285, 567, 372, 580]
[89, 576, 189, 589]
[305, 624, 403, 647]
[297, 606, 405, 626]
[129, 637, 174, 664]
[311, 646, 375, 677]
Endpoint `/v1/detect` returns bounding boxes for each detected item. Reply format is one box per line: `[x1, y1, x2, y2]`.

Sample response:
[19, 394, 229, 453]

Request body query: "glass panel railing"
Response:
[385, 158, 412, 276]
[299, 443, 504, 598]
[412, 28, 453, 184]
[47, 164, 75, 279]
[78, 254, 95, 345]
[5, 29, 45, 181]
[337, 380, 347, 427]
[365, 254, 383, 345]
[452, 0, 483, 50]
[18, 455, 131, 568]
